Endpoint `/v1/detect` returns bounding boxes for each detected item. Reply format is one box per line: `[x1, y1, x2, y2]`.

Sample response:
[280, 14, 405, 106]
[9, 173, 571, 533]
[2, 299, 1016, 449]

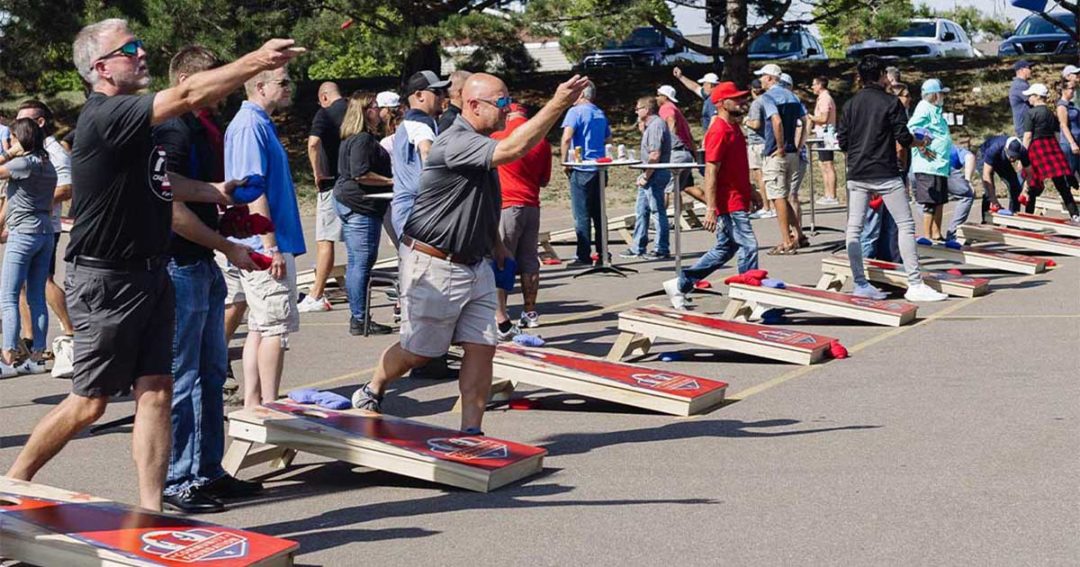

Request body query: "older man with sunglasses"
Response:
[4, 18, 302, 512]
[352, 73, 590, 434]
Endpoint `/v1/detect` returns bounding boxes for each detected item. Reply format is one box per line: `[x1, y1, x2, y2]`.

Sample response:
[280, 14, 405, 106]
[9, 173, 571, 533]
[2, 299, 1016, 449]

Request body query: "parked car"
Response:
[846, 18, 977, 59]
[998, 12, 1078, 56]
[579, 27, 711, 69]
[748, 27, 828, 61]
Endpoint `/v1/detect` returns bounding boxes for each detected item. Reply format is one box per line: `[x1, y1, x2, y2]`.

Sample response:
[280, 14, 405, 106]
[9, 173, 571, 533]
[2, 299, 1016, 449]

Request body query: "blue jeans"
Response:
[569, 170, 603, 262]
[631, 171, 671, 255]
[336, 200, 382, 321]
[165, 258, 228, 495]
[677, 211, 757, 292]
[1, 232, 54, 352]
[946, 170, 975, 241]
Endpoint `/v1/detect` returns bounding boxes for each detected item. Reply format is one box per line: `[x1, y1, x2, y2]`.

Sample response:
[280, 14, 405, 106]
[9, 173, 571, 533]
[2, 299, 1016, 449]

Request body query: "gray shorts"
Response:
[500, 206, 541, 274]
[316, 191, 343, 242]
[238, 252, 299, 336]
[399, 245, 497, 358]
[215, 251, 245, 305]
[666, 149, 695, 193]
[67, 262, 175, 398]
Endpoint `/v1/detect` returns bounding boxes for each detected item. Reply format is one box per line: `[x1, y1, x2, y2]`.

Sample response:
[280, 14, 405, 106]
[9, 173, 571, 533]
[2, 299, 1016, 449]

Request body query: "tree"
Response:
[0, 0, 85, 95]
[816, 0, 915, 59]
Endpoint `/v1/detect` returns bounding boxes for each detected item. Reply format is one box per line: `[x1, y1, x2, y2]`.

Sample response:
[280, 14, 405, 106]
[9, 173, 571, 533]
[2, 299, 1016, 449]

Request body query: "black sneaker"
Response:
[366, 321, 394, 335]
[199, 474, 263, 499]
[349, 317, 364, 336]
[163, 488, 225, 514]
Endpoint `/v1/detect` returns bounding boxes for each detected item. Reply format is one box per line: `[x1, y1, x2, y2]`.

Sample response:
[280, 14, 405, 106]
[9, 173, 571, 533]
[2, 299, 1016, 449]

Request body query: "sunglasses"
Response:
[97, 39, 143, 63]
[478, 96, 513, 110]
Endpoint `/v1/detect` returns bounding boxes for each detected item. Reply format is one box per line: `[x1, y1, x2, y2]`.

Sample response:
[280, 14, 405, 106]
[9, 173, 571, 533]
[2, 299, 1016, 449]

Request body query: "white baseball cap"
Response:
[376, 91, 401, 108]
[1022, 83, 1049, 98]
[780, 73, 794, 87]
[657, 85, 679, 103]
[697, 72, 720, 85]
[1063, 65, 1080, 78]
[754, 63, 783, 78]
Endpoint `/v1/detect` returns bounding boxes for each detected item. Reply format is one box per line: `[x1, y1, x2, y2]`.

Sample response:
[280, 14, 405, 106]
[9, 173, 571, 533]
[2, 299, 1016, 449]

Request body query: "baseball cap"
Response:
[921, 78, 950, 95]
[1004, 136, 1026, 160]
[1022, 83, 1049, 98]
[780, 73, 794, 87]
[376, 91, 401, 108]
[750, 78, 762, 90]
[1013, 59, 1032, 71]
[754, 63, 782, 78]
[1063, 65, 1080, 78]
[710, 81, 750, 105]
[697, 72, 720, 85]
[657, 85, 679, 103]
[507, 102, 528, 115]
[405, 70, 450, 97]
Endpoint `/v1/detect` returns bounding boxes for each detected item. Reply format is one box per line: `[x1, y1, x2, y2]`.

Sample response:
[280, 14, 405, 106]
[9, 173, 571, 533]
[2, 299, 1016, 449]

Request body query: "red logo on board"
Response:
[756, 329, 818, 344]
[141, 529, 249, 562]
[629, 373, 701, 391]
[426, 437, 509, 460]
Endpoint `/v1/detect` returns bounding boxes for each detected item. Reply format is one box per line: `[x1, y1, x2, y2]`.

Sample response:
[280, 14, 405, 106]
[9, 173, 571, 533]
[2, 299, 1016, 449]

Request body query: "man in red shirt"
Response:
[664, 82, 761, 310]
[492, 103, 552, 333]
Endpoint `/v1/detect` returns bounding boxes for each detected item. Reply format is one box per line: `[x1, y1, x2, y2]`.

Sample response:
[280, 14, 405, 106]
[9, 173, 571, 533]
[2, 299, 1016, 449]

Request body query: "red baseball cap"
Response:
[507, 102, 528, 115]
[710, 82, 750, 105]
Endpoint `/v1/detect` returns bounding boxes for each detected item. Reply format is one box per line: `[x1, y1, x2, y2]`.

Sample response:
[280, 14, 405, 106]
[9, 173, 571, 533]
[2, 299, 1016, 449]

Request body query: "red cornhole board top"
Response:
[992, 226, 1080, 246]
[1015, 212, 1078, 226]
[260, 401, 545, 471]
[862, 258, 991, 287]
[0, 482, 296, 566]
[730, 283, 918, 316]
[497, 343, 728, 398]
[632, 306, 836, 350]
[918, 242, 1044, 265]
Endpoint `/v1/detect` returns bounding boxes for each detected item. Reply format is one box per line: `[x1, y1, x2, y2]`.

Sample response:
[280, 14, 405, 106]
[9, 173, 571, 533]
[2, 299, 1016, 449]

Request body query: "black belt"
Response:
[74, 255, 166, 271]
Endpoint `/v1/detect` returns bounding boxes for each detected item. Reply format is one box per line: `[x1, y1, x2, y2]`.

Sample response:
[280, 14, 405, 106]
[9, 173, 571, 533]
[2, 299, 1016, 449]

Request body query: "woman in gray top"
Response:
[0, 118, 58, 376]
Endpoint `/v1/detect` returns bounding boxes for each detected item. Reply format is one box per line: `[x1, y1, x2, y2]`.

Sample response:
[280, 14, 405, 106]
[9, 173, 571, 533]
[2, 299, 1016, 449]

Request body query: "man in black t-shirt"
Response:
[351, 72, 590, 434]
[301, 81, 347, 312]
[437, 70, 473, 134]
[5, 18, 303, 512]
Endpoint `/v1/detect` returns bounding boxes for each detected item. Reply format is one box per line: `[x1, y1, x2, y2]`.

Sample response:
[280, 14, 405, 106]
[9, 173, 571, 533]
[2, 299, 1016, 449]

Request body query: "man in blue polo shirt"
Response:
[1009, 60, 1032, 137]
[756, 63, 806, 254]
[560, 81, 611, 266]
[224, 65, 306, 408]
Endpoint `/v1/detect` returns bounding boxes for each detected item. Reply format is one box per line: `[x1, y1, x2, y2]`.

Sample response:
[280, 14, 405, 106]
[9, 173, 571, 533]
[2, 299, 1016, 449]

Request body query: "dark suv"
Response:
[999, 12, 1078, 56]
[579, 27, 710, 69]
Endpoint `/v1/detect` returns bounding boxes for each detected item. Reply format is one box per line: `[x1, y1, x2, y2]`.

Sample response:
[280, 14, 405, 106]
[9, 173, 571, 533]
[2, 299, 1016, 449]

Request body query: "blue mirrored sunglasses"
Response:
[480, 96, 513, 109]
[98, 39, 144, 62]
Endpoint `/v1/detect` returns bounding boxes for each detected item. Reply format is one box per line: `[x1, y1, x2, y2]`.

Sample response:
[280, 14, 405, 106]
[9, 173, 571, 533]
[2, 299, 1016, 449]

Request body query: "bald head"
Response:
[318, 81, 342, 107]
[461, 73, 510, 134]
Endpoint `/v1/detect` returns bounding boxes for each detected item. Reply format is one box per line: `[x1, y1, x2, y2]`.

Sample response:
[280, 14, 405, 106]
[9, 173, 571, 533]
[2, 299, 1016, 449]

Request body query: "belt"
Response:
[402, 236, 477, 265]
[74, 255, 166, 271]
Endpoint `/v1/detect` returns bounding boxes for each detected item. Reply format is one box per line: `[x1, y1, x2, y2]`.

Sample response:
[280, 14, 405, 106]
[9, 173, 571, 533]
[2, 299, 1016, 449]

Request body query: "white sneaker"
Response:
[816, 197, 840, 206]
[15, 359, 47, 375]
[761, 209, 777, 219]
[519, 311, 540, 328]
[852, 283, 889, 300]
[51, 336, 74, 378]
[497, 323, 521, 342]
[663, 278, 687, 310]
[297, 294, 332, 313]
[748, 210, 765, 220]
[0, 361, 17, 378]
[904, 283, 948, 302]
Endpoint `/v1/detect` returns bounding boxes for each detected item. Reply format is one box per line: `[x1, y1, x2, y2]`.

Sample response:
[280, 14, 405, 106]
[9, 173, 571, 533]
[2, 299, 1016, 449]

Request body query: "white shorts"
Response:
[316, 191, 343, 242]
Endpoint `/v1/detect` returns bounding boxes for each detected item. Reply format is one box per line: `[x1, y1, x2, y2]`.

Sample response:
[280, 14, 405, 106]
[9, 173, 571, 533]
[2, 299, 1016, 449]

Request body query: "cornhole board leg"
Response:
[606, 331, 653, 361]
[721, 297, 753, 321]
[222, 439, 297, 477]
[816, 272, 846, 291]
[537, 231, 560, 262]
[0, 478, 298, 567]
[451, 380, 516, 412]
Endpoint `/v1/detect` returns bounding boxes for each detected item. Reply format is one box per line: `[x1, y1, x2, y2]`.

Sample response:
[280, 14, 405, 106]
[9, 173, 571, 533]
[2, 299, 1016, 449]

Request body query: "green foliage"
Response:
[0, 0, 85, 95]
[526, 0, 673, 64]
[440, 11, 537, 75]
[292, 11, 400, 80]
[815, 0, 916, 58]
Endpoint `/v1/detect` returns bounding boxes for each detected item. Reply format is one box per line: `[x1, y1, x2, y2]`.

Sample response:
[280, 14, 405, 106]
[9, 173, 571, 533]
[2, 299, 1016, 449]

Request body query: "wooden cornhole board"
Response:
[490, 344, 727, 416]
[957, 224, 1080, 257]
[818, 255, 990, 298]
[295, 256, 401, 290]
[915, 242, 1047, 274]
[548, 214, 636, 247]
[726, 281, 918, 327]
[1033, 199, 1068, 216]
[608, 305, 835, 365]
[224, 401, 545, 492]
[0, 477, 297, 567]
[537, 231, 561, 262]
[992, 212, 1080, 238]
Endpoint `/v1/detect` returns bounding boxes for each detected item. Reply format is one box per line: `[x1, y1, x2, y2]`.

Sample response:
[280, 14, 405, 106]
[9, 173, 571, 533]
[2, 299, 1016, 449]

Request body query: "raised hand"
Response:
[254, 39, 306, 70]
[552, 74, 591, 109]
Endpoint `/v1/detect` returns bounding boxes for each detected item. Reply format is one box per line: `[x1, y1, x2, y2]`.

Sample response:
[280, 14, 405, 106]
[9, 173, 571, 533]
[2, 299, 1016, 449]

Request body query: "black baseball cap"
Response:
[1013, 59, 1032, 71]
[405, 70, 450, 97]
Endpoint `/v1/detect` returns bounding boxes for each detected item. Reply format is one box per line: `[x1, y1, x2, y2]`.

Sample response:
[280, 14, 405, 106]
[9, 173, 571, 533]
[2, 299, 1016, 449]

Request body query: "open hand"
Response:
[553, 75, 591, 109]
[255, 39, 306, 70]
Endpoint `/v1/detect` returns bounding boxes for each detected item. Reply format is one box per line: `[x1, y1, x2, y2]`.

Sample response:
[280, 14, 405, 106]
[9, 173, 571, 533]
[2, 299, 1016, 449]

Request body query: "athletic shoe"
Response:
[566, 259, 592, 268]
[760, 209, 777, 219]
[16, 358, 47, 375]
[199, 474, 263, 499]
[1071, 215, 1080, 224]
[816, 197, 840, 206]
[943, 239, 963, 250]
[297, 294, 332, 313]
[663, 278, 687, 310]
[462, 427, 485, 436]
[619, 250, 643, 259]
[0, 361, 17, 379]
[519, 311, 540, 328]
[364, 320, 394, 335]
[351, 383, 383, 412]
[497, 323, 521, 342]
[915, 236, 934, 246]
[748, 210, 765, 220]
[51, 335, 74, 379]
[646, 251, 670, 260]
[163, 488, 224, 514]
[904, 283, 948, 302]
[852, 283, 889, 300]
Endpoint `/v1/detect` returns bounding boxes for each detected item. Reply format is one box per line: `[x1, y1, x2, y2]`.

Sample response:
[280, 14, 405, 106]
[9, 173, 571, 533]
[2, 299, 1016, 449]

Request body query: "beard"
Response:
[727, 104, 748, 118]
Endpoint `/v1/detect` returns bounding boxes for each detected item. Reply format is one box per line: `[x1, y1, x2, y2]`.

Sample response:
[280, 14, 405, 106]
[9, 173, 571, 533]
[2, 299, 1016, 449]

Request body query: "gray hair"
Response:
[73, 18, 130, 85]
[581, 80, 596, 101]
[922, 91, 944, 105]
[245, 69, 280, 98]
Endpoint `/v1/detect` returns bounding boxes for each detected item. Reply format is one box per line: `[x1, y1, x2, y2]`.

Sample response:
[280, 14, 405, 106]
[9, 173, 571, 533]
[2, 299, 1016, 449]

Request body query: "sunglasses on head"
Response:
[479, 96, 513, 110]
[97, 39, 143, 63]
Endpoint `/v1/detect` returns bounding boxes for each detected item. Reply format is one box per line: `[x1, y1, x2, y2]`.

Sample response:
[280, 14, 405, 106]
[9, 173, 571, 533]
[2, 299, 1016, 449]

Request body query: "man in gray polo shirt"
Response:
[352, 72, 590, 433]
[623, 96, 671, 259]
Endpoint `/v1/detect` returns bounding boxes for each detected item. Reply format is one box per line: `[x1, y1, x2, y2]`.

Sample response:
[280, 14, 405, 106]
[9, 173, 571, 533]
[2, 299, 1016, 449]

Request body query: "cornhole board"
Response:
[992, 212, 1080, 238]
[296, 256, 401, 289]
[818, 256, 990, 298]
[1033, 199, 1068, 216]
[608, 305, 835, 365]
[956, 224, 1080, 257]
[0, 477, 297, 567]
[537, 231, 561, 262]
[224, 401, 545, 492]
[725, 282, 918, 327]
[548, 215, 636, 246]
[915, 242, 1047, 275]
[490, 344, 727, 416]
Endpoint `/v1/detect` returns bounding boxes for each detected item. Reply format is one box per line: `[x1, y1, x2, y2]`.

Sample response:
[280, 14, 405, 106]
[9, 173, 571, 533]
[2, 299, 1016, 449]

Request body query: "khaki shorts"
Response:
[239, 252, 299, 337]
[215, 251, 245, 305]
[763, 153, 799, 200]
[399, 245, 497, 358]
[500, 206, 541, 274]
[315, 191, 343, 242]
[747, 143, 765, 170]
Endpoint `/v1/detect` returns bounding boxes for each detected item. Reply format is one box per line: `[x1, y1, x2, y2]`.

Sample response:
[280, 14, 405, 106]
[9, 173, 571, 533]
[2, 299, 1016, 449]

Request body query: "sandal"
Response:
[767, 244, 798, 256]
